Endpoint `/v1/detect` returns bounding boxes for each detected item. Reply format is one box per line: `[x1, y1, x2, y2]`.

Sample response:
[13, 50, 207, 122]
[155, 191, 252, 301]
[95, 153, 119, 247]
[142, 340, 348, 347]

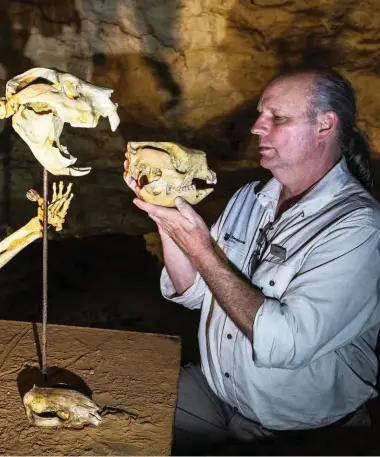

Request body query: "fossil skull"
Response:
[0, 67, 120, 176]
[23, 385, 102, 428]
[125, 141, 217, 206]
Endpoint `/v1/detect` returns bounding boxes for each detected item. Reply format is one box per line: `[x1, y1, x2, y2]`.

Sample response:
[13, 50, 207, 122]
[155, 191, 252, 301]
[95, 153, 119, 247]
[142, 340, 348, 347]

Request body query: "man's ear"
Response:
[317, 111, 339, 141]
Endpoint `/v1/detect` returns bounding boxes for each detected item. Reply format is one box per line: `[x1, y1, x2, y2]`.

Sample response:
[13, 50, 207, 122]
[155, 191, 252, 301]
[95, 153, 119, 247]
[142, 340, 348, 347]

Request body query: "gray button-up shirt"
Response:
[161, 158, 380, 430]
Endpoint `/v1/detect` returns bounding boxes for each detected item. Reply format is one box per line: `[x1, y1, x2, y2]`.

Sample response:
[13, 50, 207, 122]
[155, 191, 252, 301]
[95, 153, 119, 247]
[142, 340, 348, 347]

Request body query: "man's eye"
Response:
[273, 115, 286, 124]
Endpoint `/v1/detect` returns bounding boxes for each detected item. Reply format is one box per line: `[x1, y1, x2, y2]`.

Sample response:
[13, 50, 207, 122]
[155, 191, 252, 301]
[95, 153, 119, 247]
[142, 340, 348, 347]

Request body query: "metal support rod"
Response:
[42, 168, 49, 375]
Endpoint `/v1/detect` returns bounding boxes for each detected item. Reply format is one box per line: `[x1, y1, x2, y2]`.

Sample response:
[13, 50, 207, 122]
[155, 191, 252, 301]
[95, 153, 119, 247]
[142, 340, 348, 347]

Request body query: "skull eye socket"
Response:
[138, 175, 149, 188]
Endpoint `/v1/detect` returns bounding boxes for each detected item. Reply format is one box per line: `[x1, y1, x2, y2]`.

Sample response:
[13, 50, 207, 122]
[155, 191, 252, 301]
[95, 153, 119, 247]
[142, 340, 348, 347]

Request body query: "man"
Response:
[124, 68, 380, 454]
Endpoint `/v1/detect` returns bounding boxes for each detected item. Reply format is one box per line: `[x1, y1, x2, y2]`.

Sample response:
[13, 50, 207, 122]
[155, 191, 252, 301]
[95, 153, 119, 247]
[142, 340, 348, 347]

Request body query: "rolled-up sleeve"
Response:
[253, 222, 380, 369]
[160, 268, 207, 310]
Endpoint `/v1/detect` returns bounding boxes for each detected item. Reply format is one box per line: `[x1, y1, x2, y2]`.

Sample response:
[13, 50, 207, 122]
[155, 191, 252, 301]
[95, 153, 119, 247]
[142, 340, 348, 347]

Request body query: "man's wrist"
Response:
[190, 244, 222, 274]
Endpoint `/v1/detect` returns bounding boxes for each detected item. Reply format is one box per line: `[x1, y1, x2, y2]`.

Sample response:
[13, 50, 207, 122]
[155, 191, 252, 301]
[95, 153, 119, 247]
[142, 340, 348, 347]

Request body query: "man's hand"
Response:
[123, 156, 141, 198]
[133, 196, 212, 263]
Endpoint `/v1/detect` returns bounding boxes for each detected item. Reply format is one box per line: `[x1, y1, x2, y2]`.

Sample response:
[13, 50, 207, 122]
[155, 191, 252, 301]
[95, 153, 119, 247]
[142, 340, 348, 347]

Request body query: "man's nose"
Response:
[251, 115, 268, 136]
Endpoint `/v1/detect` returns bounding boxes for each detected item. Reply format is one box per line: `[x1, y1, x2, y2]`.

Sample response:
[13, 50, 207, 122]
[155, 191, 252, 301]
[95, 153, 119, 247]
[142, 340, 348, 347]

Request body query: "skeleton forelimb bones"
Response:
[0, 182, 73, 269]
[0, 67, 120, 176]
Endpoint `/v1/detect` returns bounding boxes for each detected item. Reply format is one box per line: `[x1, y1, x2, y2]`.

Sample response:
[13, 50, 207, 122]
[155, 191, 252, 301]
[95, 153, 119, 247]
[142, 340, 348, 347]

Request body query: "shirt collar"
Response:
[256, 157, 351, 218]
[256, 178, 281, 217]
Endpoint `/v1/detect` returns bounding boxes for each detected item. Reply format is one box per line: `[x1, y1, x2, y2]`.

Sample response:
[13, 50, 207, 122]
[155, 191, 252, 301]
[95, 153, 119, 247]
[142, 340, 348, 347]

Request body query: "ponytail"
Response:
[342, 126, 373, 190]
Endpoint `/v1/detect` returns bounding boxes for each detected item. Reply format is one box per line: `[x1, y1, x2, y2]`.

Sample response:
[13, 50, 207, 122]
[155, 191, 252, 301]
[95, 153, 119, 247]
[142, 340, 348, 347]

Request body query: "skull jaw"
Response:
[25, 409, 63, 428]
[139, 183, 214, 207]
[26, 410, 101, 428]
[12, 106, 92, 176]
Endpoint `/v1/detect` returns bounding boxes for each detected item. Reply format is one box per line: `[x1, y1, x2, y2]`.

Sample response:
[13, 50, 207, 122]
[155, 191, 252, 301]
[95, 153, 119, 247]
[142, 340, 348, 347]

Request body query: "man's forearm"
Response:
[132, 196, 263, 324]
[162, 234, 198, 294]
[190, 247, 265, 342]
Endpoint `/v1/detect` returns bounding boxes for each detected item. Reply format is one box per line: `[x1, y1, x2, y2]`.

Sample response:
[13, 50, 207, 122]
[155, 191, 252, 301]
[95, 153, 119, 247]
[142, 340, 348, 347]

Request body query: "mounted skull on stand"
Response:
[0, 67, 120, 176]
[0, 67, 120, 428]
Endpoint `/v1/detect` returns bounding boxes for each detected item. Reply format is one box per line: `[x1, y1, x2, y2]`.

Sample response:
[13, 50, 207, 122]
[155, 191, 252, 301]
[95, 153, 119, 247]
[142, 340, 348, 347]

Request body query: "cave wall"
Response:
[0, 0, 379, 237]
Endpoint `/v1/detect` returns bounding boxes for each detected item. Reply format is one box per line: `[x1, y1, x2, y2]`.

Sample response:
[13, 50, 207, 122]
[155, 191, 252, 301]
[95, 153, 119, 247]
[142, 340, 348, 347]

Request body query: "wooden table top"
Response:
[0, 320, 181, 456]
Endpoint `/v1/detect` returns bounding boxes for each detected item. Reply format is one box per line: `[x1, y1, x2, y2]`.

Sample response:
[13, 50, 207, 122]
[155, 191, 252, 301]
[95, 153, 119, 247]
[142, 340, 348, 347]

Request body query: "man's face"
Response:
[251, 75, 320, 181]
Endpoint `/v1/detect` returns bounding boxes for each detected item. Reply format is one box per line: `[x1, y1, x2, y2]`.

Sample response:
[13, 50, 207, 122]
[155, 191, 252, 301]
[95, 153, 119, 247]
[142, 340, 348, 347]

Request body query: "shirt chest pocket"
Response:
[252, 259, 297, 300]
[219, 239, 247, 269]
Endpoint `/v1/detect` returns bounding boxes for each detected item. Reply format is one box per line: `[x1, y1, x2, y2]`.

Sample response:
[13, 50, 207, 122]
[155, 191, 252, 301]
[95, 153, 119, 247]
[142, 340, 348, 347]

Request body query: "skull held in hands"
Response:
[125, 142, 217, 207]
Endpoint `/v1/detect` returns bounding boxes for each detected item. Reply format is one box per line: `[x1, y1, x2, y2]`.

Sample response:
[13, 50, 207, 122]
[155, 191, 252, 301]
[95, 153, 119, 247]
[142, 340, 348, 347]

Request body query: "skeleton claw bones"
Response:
[0, 67, 120, 176]
[27, 181, 74, 232]
[0, 181, 73, 270]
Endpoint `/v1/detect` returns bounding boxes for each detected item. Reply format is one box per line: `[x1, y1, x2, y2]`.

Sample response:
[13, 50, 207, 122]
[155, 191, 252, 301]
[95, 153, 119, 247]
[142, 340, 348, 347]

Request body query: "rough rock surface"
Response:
[0, 0, 379, 235]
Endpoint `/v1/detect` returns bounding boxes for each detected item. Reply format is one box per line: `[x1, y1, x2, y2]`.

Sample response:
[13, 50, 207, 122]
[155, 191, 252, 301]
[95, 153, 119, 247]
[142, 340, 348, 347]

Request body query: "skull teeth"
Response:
[138, 166, 161, 175]
[166, 184, 196, 193]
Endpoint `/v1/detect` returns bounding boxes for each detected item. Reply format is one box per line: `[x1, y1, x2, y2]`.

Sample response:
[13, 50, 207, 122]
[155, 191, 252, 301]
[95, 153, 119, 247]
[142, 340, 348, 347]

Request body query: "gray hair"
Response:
[308, 69, 373, 190]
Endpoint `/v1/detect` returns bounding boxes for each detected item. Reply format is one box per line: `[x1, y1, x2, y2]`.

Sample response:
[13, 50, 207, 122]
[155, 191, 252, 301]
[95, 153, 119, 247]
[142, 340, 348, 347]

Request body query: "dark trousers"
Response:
[172, 363, 372, 456]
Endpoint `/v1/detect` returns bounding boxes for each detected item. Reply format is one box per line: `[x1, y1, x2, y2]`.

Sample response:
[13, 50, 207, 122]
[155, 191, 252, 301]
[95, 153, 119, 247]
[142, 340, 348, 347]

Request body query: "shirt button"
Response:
[225, 372, 230, 378]
[269, 280, 275, 286]
[227, 334, 232, 339]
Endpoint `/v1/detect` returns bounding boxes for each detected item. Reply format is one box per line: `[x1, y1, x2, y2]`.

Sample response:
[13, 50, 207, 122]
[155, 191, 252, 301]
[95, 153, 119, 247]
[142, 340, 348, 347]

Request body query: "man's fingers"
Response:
[123, 171, 134, 188]
[123, 172, 140, 193]
[123, 155, 141, 196]
[133, 197, 179, 218]
[133, 197, 160, 214]
[148, 215, 173, 240]
[149, 214, 160, 224]
[175, 197, 197, 220]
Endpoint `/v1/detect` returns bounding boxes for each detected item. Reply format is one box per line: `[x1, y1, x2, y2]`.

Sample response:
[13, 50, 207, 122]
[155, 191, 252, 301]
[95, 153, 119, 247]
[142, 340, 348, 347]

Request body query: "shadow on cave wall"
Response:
[129, 0, 182, 112]
[89, 0, 185, 145]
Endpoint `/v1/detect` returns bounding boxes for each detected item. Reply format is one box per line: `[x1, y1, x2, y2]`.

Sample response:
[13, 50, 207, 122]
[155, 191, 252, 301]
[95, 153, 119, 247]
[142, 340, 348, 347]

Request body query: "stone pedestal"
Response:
[0, 320, 181, 456]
